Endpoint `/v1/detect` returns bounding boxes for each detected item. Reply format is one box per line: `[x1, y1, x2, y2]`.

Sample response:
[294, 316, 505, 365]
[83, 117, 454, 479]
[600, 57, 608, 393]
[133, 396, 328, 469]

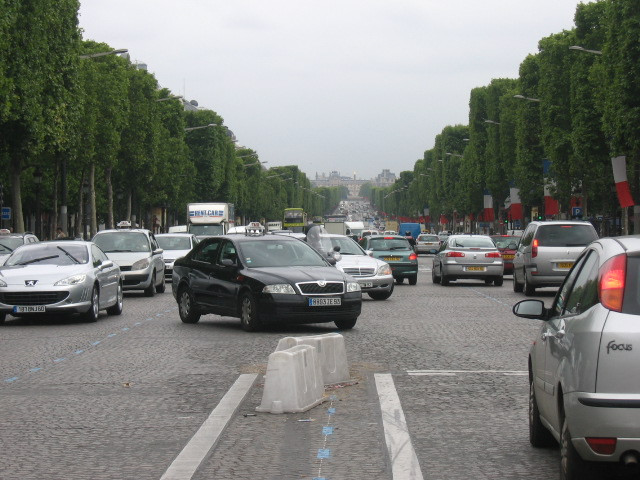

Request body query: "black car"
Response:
[171, 233, 362, 331]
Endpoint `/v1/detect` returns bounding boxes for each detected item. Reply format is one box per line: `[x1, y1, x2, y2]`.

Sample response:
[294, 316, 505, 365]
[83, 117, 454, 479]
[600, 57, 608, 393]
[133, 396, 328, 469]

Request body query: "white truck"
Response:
[323, 221, 348, 235]
[266, 221, 283, 232]
[187, 203, 235, 238]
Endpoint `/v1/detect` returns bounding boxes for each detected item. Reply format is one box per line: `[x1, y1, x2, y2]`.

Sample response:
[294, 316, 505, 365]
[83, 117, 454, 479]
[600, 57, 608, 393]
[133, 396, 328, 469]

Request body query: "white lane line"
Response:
[407, 369, 527, 376]
[160, 373, 258, 480]
[375, 373, 424, 480]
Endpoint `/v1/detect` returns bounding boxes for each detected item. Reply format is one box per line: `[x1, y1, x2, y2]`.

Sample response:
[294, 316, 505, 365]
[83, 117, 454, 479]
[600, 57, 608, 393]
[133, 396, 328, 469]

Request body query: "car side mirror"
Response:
[100, 260, 114, 269]
[365, 250, 373, 256]
[333, 245, 341, 252]
[513, 299, 548, 320]
[221, 258, 236, 267]
[327, 257, 337, 265]
[153, 248, 163, 255]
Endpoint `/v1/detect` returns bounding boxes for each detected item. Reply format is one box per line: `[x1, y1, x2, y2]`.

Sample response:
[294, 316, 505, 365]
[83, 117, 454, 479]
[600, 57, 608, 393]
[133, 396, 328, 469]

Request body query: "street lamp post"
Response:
[484, 119, 501, 125]
[79, 49, 128, 59]
[82, 181, 90, 240]
[569, 45, 602, 55]
[33, 169, 43, 238]
[184, 123, 217, 132]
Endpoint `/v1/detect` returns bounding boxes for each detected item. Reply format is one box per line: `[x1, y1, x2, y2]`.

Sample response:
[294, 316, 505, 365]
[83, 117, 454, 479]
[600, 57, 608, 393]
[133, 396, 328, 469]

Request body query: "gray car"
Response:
[513, 236, 640, 479]
[92, 229, 165, 296]
[156, 233, 198, 282]
[0, 241, 123, 323]
[432, 234, 504, 286]
[512, 220, 598, 295]
[0, 232, 39, 266]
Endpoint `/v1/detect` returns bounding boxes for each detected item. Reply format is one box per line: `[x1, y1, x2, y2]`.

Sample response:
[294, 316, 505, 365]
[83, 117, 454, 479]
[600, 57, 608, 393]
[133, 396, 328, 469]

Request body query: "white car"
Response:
[155, 233, 198, 282]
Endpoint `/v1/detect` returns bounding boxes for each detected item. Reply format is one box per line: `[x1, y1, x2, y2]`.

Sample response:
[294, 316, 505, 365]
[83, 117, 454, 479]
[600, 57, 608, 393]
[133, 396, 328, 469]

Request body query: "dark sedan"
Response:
[171, 233, 362, 331]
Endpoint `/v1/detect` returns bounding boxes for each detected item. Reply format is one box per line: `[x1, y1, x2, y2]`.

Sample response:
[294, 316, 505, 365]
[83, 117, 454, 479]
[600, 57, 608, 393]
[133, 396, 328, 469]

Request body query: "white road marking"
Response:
[375, 373, 424, 480]
[407, 369, 527, 376]
[160, 374, 258, 480]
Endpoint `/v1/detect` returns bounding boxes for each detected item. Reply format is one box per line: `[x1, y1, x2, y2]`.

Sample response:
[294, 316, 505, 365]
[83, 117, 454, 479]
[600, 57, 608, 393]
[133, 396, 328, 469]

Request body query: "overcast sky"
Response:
[78, 0, 590, 180]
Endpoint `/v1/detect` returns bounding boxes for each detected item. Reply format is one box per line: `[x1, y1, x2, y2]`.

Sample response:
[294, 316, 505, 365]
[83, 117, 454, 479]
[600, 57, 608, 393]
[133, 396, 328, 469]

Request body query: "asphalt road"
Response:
[0, 256, 626, 479]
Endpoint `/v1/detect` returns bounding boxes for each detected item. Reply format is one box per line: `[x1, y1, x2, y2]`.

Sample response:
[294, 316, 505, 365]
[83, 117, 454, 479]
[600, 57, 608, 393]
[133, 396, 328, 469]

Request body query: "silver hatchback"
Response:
[513, 236, 640, 478]
[432, 234, 504, 286]
[512, 220, 598, 295]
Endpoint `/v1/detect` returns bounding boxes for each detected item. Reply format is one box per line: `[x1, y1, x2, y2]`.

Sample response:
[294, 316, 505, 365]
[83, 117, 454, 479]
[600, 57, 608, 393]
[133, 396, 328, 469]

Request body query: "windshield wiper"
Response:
[0, 242, 14, 252]
[57, 246, 81, 264]
[107, 249, 133, 252]
[16, 255, 59, 265]
[390, 246, 409, 250]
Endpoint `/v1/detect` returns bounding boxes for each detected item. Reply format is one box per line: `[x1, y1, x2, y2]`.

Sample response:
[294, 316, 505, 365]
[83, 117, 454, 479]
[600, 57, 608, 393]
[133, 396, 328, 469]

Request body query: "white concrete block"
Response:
[256, 344, 325, 414]
[275, 333, 350, 385]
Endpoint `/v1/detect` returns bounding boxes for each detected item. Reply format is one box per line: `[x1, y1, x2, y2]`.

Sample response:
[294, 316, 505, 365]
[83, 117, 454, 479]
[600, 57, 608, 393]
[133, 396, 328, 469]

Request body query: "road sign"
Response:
[1, 207, 11, 220]
[572, 207, 583, 218]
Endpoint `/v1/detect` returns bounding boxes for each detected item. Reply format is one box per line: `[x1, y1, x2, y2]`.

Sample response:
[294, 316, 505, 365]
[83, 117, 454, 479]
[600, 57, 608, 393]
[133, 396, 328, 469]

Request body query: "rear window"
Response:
[491, 236, 519, 249]
[418, 235, 439, 242]
[449, 237, 495, 248]
[368, 237, 411, 251]
[535, 225, 597, 247]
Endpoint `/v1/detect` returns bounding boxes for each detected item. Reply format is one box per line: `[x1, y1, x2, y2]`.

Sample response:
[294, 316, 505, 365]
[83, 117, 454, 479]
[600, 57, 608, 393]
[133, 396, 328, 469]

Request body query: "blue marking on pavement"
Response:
[29, 367, 41, 373]
[108, 333, 117, 337]
[121, 327, 129, 331]
[5, 376, 19, 383]
[91, 341, 101, 345]
[74, 350, 84, 355]
[165, 309, 171, 312]
[317, 449, 331, 459]
[146, 318, 153, 321]
[468, 287, 511, 307]
[134, 322, 141, 326]
[53, 358, 65, 363]
[322, 426, 334, 435]
[312, 478, 327, 480]
[156, 313, 163, 317]
[327, 407, 336, 414]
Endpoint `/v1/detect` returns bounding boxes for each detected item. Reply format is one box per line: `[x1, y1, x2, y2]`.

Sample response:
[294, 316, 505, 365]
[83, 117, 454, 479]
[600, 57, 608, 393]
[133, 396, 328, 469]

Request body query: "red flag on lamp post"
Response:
[509, 186, 523, 220]
[483, 191, 495, 221]
[612, 156, 635, 208]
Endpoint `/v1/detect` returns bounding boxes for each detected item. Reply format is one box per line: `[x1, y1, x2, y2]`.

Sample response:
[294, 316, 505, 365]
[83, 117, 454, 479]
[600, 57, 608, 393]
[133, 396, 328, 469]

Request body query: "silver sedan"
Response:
[0, 241, 123, 323]
[432, 234, 504, 286]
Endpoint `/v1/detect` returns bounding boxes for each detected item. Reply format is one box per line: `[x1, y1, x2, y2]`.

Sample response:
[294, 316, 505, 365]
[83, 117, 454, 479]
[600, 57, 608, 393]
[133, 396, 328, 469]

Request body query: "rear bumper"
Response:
[566, 391, 640, 462]
[441, 263, 503, 278]
[388, 263, 418, 278]
[415, 245, 438, 254]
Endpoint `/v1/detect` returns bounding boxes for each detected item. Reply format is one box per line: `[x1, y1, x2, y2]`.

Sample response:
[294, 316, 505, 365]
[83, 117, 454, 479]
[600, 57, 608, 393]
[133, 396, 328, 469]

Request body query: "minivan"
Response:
[512, 220, 598, 295]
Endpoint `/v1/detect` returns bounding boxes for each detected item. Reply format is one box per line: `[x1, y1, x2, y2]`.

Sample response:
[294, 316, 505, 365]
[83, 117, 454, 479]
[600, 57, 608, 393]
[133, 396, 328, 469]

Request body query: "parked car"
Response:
[432, 234, 504, 286]
[307, 232, 394, 300]
[359, 235, 418, 285]
[513, 235, 640, 479]
[155, 233, 199, 282]
[415, 234, 441, 255]
[490, 235, 519, 275]
[171, 233, 362, 331]
[0, 241, 123, 323]
[512, 221, 598, 295]
[92, 229, 165, 296]
[0, 231, 39, 266]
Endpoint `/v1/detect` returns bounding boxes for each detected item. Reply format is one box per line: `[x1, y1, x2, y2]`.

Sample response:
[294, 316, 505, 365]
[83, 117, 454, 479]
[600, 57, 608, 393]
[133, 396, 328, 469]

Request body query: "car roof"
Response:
[530, 220, 594, 226]
[94, 229, 151, 235]
[155, 233, 194, 237]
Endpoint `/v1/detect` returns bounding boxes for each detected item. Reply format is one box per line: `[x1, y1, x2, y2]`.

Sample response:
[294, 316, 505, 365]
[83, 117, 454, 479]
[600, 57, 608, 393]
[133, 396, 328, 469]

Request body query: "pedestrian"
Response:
[55, 226, 66, 239]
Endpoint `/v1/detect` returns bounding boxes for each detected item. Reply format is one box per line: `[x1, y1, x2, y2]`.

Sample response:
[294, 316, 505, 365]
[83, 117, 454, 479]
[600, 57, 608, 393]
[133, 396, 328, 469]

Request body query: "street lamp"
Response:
[484, 119, 501, 125]
[82, 181, 90, 240]
[33, 169, 43, 238]
[79, 49, 128, 59]
[513, 94, 540, 102]
[184, 123, 217, 132]
[569, 45, 602, 55]
[445, 152, 463, 158]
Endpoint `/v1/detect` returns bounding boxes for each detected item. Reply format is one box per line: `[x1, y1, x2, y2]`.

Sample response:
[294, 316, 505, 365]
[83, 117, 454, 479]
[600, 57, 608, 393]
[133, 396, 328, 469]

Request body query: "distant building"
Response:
[311, 169, 397, 197]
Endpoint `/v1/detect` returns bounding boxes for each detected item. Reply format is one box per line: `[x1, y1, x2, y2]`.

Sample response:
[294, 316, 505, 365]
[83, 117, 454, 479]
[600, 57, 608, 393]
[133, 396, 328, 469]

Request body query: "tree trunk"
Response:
[78, 171, 85, 239]
[10, 154, 24, 233]
[52, 157, 59, 237]
[126, 189, 132, 222]
[106, 166, 113, 229]
[90, 163, 97, 237]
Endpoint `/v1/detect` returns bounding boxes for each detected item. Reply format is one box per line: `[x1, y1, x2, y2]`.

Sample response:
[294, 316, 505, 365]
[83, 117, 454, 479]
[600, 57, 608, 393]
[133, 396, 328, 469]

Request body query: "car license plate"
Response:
[502, 254, 515, 259]
[308, 297, 341, 306]
[13, 305, 45, 313]
[465, 266, 486, 272]
[361, 282, 373, 288]
[558, 262, 574, 269]
[383, 256, 401, 261]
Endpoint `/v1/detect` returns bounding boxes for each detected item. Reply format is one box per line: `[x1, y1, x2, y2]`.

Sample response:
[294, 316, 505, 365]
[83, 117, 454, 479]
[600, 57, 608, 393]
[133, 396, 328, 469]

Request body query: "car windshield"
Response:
[6, 244, 88, 266]
[239, 240, 328, 268]
[491, 236, 519, 249]
[450, 237, 494, 248]
[317, 236, 364, 255]
[418, 235, 439, 242]
[369, 237, 411, 251]
[0, 237, 26, 253]
[189, 224, 224, 236]
[156, 236, 191, 250]
[536, 225, 598, 247]
[93, 232, 150, 253]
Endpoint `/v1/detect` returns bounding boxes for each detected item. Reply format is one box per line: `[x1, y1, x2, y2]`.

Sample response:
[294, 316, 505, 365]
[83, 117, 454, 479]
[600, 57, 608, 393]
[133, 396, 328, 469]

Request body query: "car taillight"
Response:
[586, 437, 617, 455]
[485, 252, 501, 258]
[531, 239, 538, 258]
[599, 254, 626, 312]
[409, 253, 417, 261]
[446, 251, 465, 257]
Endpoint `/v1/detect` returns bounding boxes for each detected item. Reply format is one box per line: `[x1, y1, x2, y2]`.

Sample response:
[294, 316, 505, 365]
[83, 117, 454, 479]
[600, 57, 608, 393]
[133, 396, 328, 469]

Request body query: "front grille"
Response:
[297, 281, 344, 295]
[0, 292, 69, 306]
[342, 267, 376, 277]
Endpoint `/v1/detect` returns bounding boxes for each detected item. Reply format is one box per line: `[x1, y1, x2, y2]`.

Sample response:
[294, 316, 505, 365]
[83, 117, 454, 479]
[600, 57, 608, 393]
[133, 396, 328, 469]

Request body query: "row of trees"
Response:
[369, 0, 640, 233]
[0, 2, 344, 238]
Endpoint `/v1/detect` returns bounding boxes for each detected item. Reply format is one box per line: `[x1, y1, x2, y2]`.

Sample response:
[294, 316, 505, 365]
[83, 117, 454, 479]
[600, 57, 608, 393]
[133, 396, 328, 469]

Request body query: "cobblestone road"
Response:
[0, 258, 627, 479]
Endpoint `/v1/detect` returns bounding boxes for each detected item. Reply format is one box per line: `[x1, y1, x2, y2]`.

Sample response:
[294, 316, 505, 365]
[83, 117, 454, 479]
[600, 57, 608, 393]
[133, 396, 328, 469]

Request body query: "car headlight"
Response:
[263, 284, 296, 294]
[54, 274, 87, 286]
[377, 264, 392, 276]
[131, 258, 150, 270]
[347, 282, 361, 292]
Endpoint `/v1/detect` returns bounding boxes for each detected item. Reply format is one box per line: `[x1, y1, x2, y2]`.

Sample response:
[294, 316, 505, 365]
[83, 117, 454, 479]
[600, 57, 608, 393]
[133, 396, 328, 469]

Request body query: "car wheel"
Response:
[335, 317, 357, 329]
[368, 284, 393, 300]
[560, 416, 595, 480]
[239, 292, 261, 332]
[178, 286, 200, 324]
[396, 277, 404, 284]
[440, 271, 450, 286]
[494, 277, 504, 287]
[156, 272, 166, 293]
[144, 273, 156, 297]
[0, 312, 6, 324]
[408, 275, 417, 285]
[513, 270, 523, 292]
[432, 265, 441, 283]
[529, 381, 555, 447]
[106, 282, 123, 316]
[484, 278, 493, 285]
[83, 285, 99, 323]
[524, 272, 535, 296]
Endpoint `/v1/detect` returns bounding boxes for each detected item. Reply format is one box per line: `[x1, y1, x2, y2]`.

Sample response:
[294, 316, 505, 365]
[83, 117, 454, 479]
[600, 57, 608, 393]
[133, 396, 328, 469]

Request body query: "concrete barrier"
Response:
[275, 333, 350, 385]
[256, 344, 325, 414]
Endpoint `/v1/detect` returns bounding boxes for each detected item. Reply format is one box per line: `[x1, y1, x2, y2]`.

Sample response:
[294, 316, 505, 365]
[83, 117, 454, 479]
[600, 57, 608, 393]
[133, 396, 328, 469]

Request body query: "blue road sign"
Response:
[572, 207, 583, 218]
[1, 207, 10, 220]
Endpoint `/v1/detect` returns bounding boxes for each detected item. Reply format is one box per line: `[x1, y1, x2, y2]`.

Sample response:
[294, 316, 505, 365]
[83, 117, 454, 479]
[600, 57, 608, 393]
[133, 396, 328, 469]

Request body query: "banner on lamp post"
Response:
[509, 185, 522, 220]
[543, 159, 559, 216]
[611, 156, 635, 208]
[483, 190, 495, 222]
